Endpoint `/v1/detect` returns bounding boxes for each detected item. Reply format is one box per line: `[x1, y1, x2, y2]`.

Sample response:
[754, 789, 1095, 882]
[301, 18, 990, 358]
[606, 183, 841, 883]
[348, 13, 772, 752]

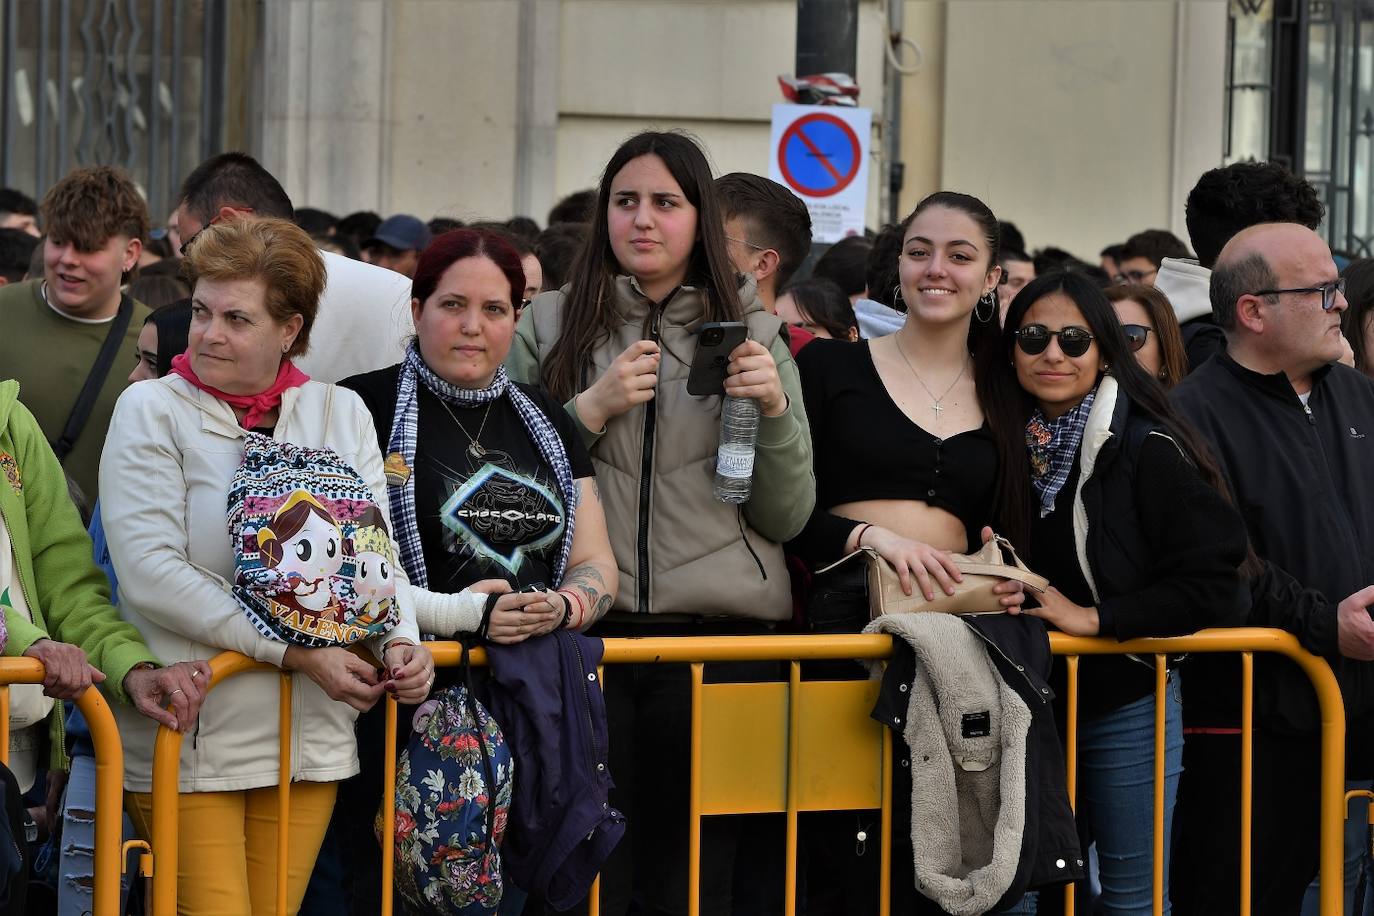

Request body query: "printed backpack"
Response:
[384, 642, 513, 914]
[227, 429, 401, 647]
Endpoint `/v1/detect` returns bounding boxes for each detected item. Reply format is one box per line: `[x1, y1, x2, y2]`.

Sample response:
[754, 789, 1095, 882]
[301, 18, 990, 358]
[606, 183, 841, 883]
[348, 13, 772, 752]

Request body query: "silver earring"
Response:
[282, 342, 290, 354]
[893, 284, 905, 311]
[974, 291, 997, 324]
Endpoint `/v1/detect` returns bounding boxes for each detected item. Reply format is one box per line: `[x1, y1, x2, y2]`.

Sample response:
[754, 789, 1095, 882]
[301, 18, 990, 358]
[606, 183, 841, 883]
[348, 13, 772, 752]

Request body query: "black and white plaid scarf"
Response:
[1025, 389, 1096, 519]
[387, 341, 577, 588]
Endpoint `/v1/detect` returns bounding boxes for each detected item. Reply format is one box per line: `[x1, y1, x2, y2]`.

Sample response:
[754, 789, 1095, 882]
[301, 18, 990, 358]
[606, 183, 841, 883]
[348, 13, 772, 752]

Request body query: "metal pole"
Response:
[36, 0, 50, 195]
[884, 0, 906, 225]
[1, 0, 17, 187]
[795, 0, 858, 77]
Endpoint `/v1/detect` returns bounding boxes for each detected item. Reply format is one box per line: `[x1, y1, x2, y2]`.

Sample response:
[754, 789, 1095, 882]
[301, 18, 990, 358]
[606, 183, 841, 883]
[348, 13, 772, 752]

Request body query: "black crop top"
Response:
[789, 338, 999, 565]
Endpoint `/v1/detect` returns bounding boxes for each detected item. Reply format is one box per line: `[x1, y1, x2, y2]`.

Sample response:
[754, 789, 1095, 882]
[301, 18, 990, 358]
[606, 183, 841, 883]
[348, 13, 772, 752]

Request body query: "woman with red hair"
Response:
[333, 228, 618, 912]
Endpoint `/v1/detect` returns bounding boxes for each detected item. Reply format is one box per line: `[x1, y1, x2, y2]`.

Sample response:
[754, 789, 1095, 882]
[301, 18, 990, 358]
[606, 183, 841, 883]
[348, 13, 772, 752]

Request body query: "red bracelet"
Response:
[557, 589, 588, 629]
[853, 523, 873, 549]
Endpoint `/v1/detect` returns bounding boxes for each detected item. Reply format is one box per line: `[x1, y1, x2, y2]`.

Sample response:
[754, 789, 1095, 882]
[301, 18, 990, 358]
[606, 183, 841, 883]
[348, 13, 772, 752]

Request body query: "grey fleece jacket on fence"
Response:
[866, 613, 1032, 916]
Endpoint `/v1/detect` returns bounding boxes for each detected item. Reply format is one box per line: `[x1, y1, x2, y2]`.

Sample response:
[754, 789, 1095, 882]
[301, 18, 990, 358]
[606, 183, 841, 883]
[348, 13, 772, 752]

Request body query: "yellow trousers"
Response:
[127, 782, 337, 916]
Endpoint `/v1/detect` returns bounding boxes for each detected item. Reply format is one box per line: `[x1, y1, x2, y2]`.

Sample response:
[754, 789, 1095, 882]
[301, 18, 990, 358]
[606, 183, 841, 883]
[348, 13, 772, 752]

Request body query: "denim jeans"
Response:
[1006, 674, 1184, 915]
[1301, 779, 1374, 916]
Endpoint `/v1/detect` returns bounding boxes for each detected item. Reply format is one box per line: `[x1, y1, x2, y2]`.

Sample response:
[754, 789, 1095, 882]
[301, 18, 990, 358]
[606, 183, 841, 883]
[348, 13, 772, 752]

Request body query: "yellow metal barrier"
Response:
[0, 659, 125, 916]
[143, 628, 1346, 916]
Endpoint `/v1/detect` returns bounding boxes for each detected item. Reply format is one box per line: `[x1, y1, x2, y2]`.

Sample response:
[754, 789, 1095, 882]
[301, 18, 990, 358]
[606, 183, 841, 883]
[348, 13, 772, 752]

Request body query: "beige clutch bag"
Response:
[815, 533, 1049, 618]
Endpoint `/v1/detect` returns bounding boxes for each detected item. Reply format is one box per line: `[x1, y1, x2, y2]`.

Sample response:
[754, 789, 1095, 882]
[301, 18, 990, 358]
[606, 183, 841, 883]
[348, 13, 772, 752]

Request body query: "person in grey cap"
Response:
[362, 214, 432, 278]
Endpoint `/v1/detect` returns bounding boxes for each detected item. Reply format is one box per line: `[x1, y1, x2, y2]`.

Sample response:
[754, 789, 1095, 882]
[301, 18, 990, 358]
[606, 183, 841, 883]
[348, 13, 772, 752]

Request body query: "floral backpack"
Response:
[384, 640, 513, 914]
[227, 429, 400, 647]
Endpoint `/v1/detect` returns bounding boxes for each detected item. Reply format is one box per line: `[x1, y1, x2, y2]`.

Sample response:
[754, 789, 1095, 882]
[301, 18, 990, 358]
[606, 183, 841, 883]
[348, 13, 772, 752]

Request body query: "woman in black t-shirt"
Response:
[328, 229, 617, 916]
[344, 229, 616, 640]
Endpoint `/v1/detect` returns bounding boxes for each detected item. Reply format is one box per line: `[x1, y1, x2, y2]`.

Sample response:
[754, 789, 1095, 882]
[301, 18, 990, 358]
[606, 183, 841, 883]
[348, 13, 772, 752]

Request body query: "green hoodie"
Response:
[0, 380, 160, 769]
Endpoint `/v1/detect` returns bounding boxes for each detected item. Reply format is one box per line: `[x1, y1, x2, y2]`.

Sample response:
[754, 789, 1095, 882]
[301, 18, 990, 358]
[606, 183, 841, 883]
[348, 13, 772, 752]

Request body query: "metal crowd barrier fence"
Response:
[0, 658, 125, 916]
[141, 628, 1346, 916]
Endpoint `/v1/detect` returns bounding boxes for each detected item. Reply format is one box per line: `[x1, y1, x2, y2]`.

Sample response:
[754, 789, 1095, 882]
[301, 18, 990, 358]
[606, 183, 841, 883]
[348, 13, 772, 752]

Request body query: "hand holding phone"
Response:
[687, 322, 750, 397]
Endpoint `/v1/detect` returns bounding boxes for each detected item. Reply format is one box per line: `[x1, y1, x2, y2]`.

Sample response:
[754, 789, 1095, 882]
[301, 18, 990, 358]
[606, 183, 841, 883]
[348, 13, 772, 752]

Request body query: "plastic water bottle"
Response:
[714, 396, 760, 503]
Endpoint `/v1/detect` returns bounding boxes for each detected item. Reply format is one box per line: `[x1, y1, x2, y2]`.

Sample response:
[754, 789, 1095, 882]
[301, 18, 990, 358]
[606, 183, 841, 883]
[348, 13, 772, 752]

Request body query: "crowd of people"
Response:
[0, 130, 1372, 916]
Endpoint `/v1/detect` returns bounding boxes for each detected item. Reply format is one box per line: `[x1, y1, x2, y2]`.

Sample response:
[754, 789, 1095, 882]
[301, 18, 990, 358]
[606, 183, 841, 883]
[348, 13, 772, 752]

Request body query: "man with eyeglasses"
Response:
[1170, 222, 1374, 915]
[1157, 162, 1327, 375]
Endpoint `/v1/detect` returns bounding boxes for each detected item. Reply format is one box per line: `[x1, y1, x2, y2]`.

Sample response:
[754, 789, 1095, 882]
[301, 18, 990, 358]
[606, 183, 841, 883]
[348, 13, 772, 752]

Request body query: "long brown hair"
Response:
[1105, 284, 1188, 388]
[542, 131, 742, 402]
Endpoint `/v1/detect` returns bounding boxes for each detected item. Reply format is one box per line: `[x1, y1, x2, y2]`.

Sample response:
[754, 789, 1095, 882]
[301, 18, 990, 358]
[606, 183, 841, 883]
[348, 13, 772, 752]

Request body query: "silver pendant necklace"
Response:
[437, 397, 494, 459]
[894, 335, 968, 415]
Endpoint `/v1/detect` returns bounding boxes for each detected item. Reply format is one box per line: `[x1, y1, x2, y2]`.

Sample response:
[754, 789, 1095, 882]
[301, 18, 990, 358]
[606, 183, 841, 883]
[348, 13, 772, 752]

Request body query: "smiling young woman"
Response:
[788, 192, 1038, 915]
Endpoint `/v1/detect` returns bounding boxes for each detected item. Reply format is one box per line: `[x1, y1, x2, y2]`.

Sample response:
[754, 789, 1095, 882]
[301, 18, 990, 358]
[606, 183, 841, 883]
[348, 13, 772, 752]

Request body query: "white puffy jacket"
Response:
[100, 376, 420, 792]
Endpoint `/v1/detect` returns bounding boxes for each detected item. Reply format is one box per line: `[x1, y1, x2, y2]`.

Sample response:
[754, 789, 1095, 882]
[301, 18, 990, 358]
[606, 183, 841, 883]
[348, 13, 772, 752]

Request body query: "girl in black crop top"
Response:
[791, 192, 1031, 610]
[790, 193, 1042, 916]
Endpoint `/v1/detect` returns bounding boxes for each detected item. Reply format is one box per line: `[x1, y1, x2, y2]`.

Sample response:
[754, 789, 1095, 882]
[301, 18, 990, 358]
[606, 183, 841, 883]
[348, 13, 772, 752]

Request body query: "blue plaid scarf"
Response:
[387, 342, 578, 589]
[1025, 389, 1096, 518]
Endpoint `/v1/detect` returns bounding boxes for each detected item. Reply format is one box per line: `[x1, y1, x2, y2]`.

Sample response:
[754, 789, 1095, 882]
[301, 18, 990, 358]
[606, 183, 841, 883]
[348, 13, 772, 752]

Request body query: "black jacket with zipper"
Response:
[1029, 378, 1250, 720]
[1172, 352, 1374, 745]
[1068, 378, 1250, 643]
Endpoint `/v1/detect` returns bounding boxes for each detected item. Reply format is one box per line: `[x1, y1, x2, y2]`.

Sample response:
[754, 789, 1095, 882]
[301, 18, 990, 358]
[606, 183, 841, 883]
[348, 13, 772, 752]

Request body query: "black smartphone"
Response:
[686, 321, 749, 397]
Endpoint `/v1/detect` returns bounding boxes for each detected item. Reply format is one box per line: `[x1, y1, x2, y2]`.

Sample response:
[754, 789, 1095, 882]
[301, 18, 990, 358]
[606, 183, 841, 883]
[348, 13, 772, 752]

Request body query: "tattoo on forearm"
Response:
[563, 564, 606, 595]
[562, 563, 609, 620]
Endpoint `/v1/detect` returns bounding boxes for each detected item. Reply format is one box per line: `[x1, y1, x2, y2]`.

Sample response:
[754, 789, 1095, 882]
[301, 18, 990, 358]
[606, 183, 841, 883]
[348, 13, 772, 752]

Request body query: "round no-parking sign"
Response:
[776, 112, 862, 198]
[768, 104, 872, 243]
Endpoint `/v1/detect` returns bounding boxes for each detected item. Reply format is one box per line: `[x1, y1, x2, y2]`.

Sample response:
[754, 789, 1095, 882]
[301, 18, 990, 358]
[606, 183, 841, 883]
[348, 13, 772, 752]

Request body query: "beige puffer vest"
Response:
[524, 277, 797, 621]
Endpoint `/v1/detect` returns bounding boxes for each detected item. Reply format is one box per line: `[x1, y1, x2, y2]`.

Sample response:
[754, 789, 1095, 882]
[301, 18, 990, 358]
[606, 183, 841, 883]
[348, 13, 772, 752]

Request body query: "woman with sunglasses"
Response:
[1105, 284, 1190, 388]
[995, 271, 1250, 914]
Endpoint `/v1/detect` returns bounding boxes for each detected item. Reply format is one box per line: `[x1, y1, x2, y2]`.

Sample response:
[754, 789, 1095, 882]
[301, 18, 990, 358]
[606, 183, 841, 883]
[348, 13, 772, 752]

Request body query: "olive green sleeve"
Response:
[742, 334, 816, 542]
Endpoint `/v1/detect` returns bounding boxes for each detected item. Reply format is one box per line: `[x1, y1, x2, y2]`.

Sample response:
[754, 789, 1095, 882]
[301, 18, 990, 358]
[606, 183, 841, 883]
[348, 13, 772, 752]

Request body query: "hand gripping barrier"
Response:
[0, 659, 124, 916]
[142, 628, 1346, 916]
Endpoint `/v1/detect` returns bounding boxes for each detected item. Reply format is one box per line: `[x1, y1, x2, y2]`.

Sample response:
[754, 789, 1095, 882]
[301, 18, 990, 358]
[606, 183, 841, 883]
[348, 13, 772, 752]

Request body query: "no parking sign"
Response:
[768, 104, 872, 243]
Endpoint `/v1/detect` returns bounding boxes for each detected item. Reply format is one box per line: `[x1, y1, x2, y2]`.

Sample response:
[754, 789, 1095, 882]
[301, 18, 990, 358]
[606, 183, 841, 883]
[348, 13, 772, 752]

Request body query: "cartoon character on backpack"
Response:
[257, 490, 347, 623]
[349, 506, 397, 628]
[229, 432, 401, 647]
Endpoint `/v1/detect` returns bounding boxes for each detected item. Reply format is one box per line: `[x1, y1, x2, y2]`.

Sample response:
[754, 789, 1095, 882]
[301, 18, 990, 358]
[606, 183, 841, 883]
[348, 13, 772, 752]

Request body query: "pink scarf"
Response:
[171, 353, 310, 430]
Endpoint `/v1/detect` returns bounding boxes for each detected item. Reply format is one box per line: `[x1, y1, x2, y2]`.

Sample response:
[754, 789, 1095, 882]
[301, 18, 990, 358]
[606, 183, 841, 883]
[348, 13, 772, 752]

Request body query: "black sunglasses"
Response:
[1015, 324, 1095, 358]
[1121, 324, 1152, 352]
